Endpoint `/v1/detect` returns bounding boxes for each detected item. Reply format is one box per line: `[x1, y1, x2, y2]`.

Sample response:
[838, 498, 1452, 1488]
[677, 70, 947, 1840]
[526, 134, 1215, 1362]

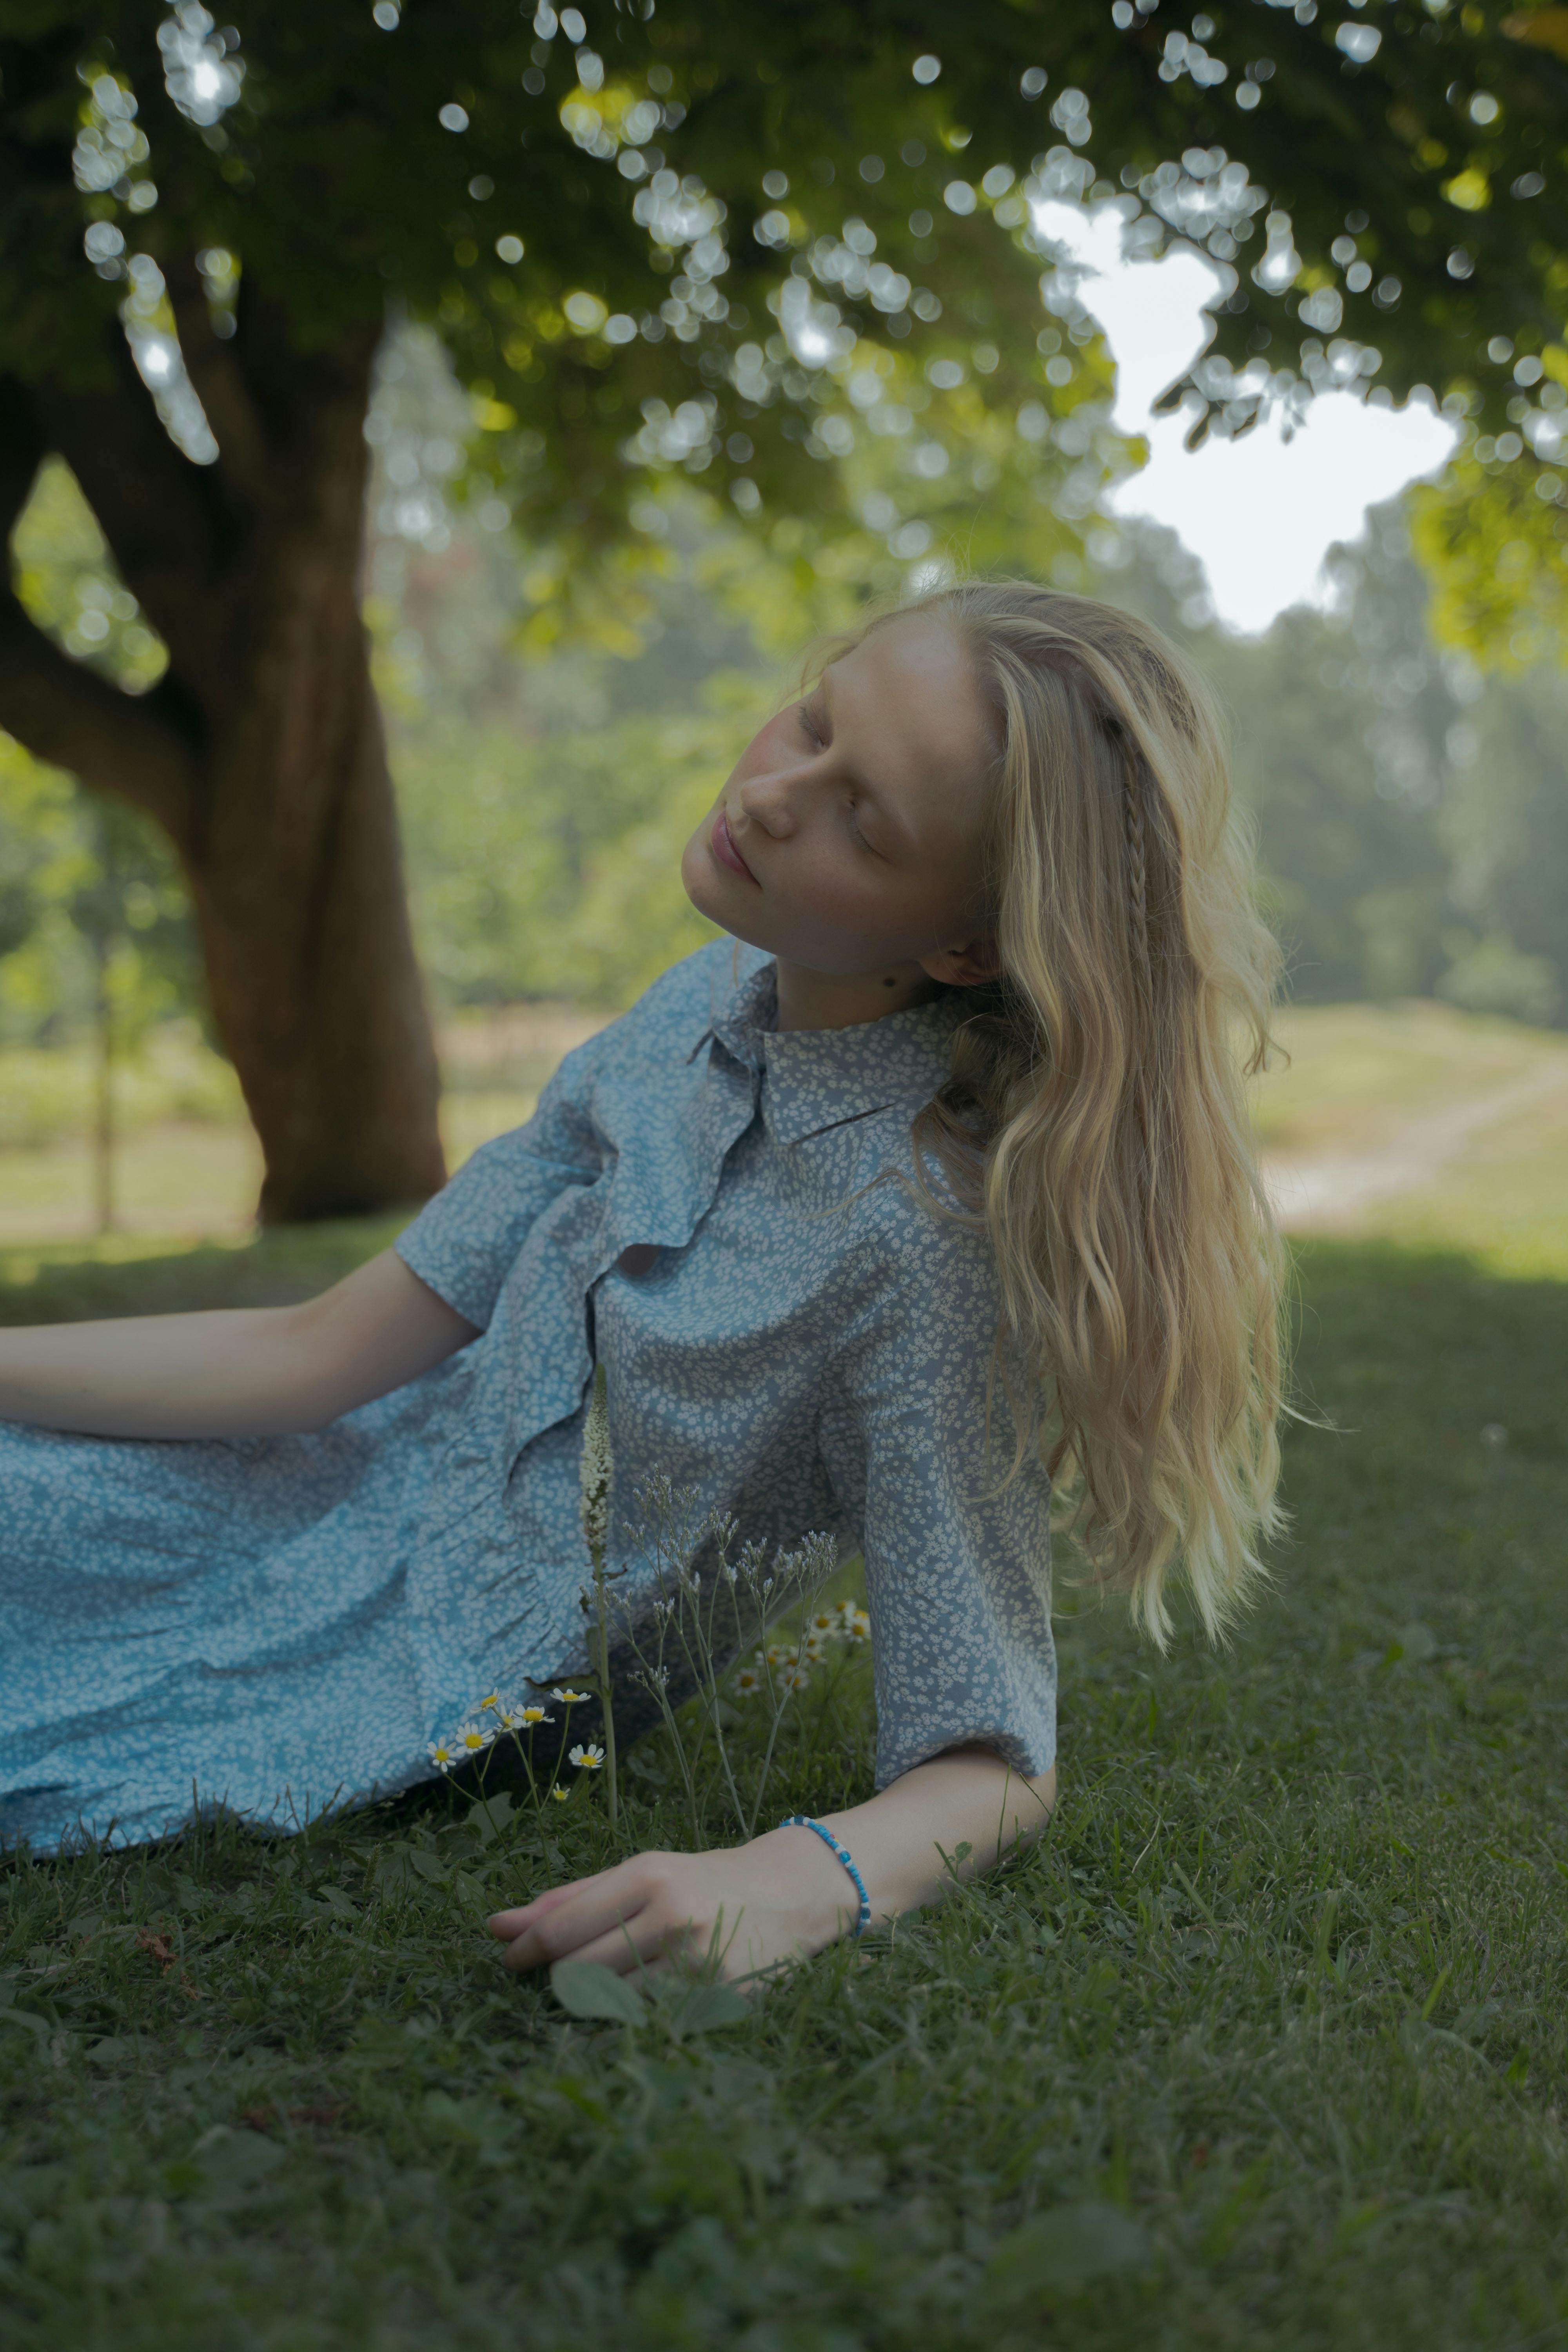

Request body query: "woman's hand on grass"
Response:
[487, 1829, 859, 1982]
[488, 1747, 1058, 1984]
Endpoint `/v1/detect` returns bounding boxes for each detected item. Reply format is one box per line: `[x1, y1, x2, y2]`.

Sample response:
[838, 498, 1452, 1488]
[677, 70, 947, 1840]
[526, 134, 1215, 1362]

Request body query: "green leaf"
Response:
[169, 2127, 289, 2207]
[404, 1847, 450, 1885]
[549, 1959, 647, 2025]
[659, 1979, 751, 2038]
[986, 2201, 1152, 2303]
[466, 1792, 515, 1845]
[0, 2007, 49, 2041]
[312, 1883, 360, 1920]
[84, 2037, 140, 2067]
[370, 1845, 417, 1895]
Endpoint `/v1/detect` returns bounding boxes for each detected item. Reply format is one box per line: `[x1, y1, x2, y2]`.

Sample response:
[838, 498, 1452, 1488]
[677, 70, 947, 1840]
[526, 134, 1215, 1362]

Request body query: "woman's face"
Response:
[681, 613, 1000, 985]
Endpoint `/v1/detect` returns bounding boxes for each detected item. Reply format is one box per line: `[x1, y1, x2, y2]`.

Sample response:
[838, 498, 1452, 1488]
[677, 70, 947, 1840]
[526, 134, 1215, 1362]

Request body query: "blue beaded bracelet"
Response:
[779, 1814, 872, 1936]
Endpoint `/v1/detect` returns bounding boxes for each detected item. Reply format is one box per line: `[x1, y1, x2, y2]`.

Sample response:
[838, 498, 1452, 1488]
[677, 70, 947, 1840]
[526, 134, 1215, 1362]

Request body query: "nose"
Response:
[736, 767, 799, 839]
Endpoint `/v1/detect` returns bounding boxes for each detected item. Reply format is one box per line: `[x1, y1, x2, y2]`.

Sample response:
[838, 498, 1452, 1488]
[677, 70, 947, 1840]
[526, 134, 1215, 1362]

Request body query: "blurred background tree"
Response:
[1, 0, 1564, 1217]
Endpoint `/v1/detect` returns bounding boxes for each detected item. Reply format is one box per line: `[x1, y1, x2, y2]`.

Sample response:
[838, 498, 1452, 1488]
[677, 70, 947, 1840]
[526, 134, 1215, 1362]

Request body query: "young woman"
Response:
[0, 581, 1285, 1983]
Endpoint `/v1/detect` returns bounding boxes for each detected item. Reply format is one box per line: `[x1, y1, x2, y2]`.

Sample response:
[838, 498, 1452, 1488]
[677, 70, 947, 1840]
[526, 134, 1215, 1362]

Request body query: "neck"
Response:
[771, 957, 945, 1034]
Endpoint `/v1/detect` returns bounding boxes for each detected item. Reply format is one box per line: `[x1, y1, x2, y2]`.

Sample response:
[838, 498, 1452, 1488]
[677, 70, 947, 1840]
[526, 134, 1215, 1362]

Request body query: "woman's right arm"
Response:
[0, 1249, 479, 1441]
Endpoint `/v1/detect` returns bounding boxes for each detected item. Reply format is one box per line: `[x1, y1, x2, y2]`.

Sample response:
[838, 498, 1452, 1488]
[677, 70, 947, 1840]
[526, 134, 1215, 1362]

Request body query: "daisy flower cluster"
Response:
[591, 1472, 843, 1844]
[427, 1686, 592, 1775]
[733, 1597, 871, 1698]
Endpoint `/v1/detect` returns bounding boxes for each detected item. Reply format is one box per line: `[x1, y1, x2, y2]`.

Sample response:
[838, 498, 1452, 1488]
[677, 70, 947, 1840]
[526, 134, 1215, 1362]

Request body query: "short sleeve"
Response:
[394, 1048, 608, 1330]
[827, 1209, 1056, 1790]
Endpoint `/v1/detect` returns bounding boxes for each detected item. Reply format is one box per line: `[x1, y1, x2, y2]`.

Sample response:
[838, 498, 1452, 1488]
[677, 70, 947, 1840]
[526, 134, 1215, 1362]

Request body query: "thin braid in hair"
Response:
[1098, 705, 1151, 988]
[1122, 757, 1151, 985]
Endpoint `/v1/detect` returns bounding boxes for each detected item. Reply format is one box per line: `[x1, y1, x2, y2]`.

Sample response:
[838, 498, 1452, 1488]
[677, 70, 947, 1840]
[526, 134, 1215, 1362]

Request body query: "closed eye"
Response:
[797, 696, 826, 749]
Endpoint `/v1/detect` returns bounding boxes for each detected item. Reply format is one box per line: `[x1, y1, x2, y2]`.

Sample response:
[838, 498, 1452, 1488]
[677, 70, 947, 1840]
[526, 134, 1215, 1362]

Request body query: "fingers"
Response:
[486, 1878, 588, 1940]
[488, 1856, 668, 1970]
[487, 1853, 724, 1976]
[503, 1914, 674, 1977]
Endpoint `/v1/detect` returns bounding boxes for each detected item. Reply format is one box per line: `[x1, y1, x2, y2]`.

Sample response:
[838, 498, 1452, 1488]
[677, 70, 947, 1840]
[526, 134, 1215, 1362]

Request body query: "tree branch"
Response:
[37, 326, 236, 695]
[0, 376, 42, 554]
[0, 587, 201, 847]
[1, 377, 199, 839]
[0, 370, 204, 852]
[160, 250, 273, 503]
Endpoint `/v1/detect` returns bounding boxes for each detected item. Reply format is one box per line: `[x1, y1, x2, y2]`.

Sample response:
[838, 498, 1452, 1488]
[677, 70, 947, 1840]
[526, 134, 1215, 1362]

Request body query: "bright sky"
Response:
[1036, 203, 1460, 637]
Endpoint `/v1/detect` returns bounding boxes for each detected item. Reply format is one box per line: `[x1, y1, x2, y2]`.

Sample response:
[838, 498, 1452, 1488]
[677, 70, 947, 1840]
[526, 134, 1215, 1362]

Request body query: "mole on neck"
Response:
[772, 959, 946, 1032]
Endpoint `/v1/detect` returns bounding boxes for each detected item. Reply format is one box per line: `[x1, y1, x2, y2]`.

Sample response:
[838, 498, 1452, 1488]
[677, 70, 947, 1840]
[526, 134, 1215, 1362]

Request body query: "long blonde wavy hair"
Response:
[822, 579, 1287, 1642]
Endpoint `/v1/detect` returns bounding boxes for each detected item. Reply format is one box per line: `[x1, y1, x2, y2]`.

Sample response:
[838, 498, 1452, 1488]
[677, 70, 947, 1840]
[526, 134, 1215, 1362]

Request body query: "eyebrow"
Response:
[819, 670, 917, 856]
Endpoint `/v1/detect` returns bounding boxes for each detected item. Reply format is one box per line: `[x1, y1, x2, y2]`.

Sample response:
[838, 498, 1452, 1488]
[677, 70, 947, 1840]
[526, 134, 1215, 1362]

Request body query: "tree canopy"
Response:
[5, 0, 1566, 588]
[2, 0, 1565, 1214]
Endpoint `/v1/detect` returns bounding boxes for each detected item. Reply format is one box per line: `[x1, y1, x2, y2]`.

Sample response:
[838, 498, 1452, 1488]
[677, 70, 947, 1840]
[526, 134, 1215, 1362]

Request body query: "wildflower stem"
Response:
[580, 1363, 619, 1833]
[592, 1547, 619, 1831]
[551, 1700, 573, 1799]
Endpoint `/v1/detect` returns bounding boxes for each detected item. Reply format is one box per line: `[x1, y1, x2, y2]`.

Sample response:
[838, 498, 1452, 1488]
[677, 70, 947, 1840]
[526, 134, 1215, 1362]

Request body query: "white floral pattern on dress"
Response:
[0, 940, 1054, 1853]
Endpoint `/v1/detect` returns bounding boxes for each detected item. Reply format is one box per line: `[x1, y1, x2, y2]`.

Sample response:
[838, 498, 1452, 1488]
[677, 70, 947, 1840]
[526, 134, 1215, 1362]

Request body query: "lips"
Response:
[711, 806, 759, 884]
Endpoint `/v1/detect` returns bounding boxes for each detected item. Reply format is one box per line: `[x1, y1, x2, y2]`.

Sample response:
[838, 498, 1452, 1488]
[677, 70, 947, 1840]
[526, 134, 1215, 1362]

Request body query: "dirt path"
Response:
[1261, 1059, 1567, 1230]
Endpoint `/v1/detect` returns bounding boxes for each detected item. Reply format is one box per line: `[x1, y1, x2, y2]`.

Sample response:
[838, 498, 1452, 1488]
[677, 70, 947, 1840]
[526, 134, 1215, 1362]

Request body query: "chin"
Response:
[681, 834, 762, 947]
[680, 833, 724, 925]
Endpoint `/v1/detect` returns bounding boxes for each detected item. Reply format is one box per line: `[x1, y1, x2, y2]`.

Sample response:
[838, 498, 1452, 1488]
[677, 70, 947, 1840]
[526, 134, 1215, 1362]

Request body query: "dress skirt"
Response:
[0, 1384, 457, 1855]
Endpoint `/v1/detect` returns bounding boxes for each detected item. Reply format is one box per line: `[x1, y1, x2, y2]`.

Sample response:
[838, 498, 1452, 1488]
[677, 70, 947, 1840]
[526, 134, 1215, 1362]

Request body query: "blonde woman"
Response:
[0, 582, 1284, 1980]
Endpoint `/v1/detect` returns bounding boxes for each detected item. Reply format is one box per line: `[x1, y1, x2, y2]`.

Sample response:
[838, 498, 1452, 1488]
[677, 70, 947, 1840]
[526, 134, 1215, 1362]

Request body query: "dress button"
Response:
[616, 1243, 662, 1278]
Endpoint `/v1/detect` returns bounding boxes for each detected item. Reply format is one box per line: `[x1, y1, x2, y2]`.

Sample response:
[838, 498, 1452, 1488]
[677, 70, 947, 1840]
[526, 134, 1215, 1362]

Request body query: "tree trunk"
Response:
[180, 459, 445, 1223]
[0, 301, 446, 1223]
[91, 924, 115, 1238]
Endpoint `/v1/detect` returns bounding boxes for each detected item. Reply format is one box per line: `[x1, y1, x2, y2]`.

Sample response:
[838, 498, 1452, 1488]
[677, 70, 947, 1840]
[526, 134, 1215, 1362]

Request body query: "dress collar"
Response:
[693, 940, 967, 1147]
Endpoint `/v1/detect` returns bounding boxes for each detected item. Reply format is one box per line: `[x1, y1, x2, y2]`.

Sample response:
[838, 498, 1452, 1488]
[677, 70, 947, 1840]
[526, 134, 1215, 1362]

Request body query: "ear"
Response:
[919, 934, 1002, 989]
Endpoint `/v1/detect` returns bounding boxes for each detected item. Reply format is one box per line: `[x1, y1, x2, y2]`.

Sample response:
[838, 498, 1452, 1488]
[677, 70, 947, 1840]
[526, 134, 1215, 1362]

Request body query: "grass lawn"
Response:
[1254, 1001, 1568, 1281]
[0, 1003, 601, 1249]
[0, 1217, 1565, 2348]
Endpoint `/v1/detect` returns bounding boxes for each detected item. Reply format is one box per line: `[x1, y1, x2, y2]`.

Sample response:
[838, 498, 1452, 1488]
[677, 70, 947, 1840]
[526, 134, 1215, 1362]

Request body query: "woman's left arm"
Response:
[487, 1746, 1057, 1983]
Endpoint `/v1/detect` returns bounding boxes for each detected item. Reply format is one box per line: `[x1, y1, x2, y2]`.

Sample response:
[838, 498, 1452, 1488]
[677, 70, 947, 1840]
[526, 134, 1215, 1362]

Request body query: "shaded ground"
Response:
[1, 1232, 1565, 2349]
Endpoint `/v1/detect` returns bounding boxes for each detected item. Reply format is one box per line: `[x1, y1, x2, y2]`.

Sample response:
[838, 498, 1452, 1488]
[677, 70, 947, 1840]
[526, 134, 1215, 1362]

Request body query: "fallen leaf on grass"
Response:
[135, 1927, 202, 1999]
[548, 1958, 750, 2038]
[550, 1959, 646, 2025]
[84, 2036, 142, 2066]
[238, 2100, 348, 2134]
[985, 2200, 1153, 2304]
[163, 2125, 288, 2208]
[310, 1884, 360, 1921]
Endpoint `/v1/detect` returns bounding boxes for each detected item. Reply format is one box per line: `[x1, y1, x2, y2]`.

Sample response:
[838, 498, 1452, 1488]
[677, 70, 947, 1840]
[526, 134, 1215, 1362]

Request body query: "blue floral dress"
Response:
[0, 941, 1056, 1853]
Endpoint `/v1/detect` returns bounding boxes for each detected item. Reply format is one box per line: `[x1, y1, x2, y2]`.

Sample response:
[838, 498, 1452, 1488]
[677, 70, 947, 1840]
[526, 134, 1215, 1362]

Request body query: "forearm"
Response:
[0, 1305, 340, 1439]
[0, 1251, 478, 1440]
[792, 1745, 1058, 1929]
[489, 1743, 1058, 1983]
